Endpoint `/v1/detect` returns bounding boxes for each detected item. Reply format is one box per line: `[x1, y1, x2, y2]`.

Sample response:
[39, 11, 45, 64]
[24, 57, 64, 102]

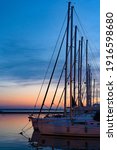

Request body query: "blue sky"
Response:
[0, 0, 100, 107]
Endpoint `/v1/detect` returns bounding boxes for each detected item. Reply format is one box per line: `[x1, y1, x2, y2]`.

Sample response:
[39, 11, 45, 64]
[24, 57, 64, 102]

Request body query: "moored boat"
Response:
[29, 1, 100, 138]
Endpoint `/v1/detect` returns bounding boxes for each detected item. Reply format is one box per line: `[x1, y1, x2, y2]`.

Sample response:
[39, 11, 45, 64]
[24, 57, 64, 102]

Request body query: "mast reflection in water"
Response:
[29, 131, 100, 150]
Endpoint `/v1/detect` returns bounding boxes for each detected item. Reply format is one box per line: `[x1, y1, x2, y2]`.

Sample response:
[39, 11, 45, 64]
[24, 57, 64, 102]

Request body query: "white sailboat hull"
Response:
[30, 117, 100, 138]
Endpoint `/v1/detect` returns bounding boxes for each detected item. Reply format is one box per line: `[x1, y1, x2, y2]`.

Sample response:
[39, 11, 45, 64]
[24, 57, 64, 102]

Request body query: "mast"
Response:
[96, 88, 98, 104]
[64, 2, 70, 116]
[93, 79, 95, 105]
[86, 39, 92, 107]
[86, 40, 88, 107]
[87, 65, 92, 107]
[70, 6, 73, 119]
[90, 72, 92, 106]
[78, 40, 81, 106]
[73, 26, 77, 103]
[88, 65, 90, 106]
[79, 36, 83, 106]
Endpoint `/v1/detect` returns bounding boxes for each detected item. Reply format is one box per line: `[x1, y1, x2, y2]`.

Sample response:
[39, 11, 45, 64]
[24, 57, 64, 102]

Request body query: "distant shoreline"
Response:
[0, 109, 64, 114]
[0, 111, 63, 114]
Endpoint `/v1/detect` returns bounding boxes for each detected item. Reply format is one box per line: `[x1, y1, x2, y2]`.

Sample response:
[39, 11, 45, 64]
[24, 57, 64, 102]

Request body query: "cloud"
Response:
[0, 39, 51, 81]
[0, 39, 66, 84]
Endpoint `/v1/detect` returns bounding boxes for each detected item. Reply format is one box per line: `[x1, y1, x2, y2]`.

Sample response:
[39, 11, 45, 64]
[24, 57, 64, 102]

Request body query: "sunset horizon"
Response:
[0, 0, 100, 109]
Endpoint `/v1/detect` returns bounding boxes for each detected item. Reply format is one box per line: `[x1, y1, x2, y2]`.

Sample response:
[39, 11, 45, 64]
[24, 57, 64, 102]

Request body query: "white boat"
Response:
[29, 2, 100, 138]
[30, 112, 99, 137]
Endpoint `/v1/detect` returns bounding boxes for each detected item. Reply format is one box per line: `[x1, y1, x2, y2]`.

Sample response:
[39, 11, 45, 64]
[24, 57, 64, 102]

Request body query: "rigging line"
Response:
[88, 44, 100, 71]
[81, 38, 100, 79]
[55, 33, 79, 109]
[42, 30, 75, 114]
[47, 62, 65, 115]
[88, 45, 100, 74]
[55, 88, 65, 112]
[78, 20, 97, 59]
[38, 28, 67, 118]
[86, 56, 99, 76]
[20, 122, 32, 136]
[88, 40, 100, 57]
[47, 43, 72, 115]
[81, 82, 86, 102]
[81, 31, 99, 74]
[88, 51, 100, 73]
[75, 7, 99, 61]
[88, 45, 100, 71]
[21, 121, 30, 133]
[74, 9, 88, 39]
[74, 9, 88, 47]
[80, 76, 86, 104]
[22, 126, 33, 133]
[31, 13, 67, 114]
[88, 66, 99, 81]
[89, 59, 100, 76]
[55, 49, 81, 112]
[19, 132, 30, 140]
[43, 104, 49, 109]
[74, 9, 100, 72]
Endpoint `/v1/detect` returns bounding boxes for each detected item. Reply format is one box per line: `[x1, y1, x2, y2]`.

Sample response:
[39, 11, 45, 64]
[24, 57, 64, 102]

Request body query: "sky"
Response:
[0, 0, 100, 108]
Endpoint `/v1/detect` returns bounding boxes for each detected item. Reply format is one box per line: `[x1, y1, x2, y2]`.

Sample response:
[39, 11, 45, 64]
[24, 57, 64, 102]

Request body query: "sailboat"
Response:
[29, 2, 100, 138]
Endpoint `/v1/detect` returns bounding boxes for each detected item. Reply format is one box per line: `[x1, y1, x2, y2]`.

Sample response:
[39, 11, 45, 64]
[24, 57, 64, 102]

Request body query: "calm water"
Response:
[0, 114, 100, 150]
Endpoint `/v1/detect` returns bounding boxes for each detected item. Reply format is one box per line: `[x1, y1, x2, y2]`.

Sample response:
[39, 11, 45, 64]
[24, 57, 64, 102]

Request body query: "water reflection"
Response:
[0, 114, 100, 150]
[0, 114, 33, 150]
[29, 131, 100, 150]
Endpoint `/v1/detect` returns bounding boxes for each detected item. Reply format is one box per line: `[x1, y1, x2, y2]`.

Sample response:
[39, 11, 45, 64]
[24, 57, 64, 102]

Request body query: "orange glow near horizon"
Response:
[0, 81, 100, 108]
[0, 82, 65, 108]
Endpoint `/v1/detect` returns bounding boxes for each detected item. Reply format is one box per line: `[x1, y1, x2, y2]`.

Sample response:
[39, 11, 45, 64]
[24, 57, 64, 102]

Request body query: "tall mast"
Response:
[92, 79, 95, 105]
[78, 40, 81, 106]
[73, 26, 77, 103]
[70, 6, 73, 119]
[64, 2, 70, 116]
[79, 36, 83, 106]
[96, 88, 98, 104]
[90, 72, 92, 106]
[87, 65, 91, 106]
[86, 40, 88, 107]
[88, 65, 90, 106]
